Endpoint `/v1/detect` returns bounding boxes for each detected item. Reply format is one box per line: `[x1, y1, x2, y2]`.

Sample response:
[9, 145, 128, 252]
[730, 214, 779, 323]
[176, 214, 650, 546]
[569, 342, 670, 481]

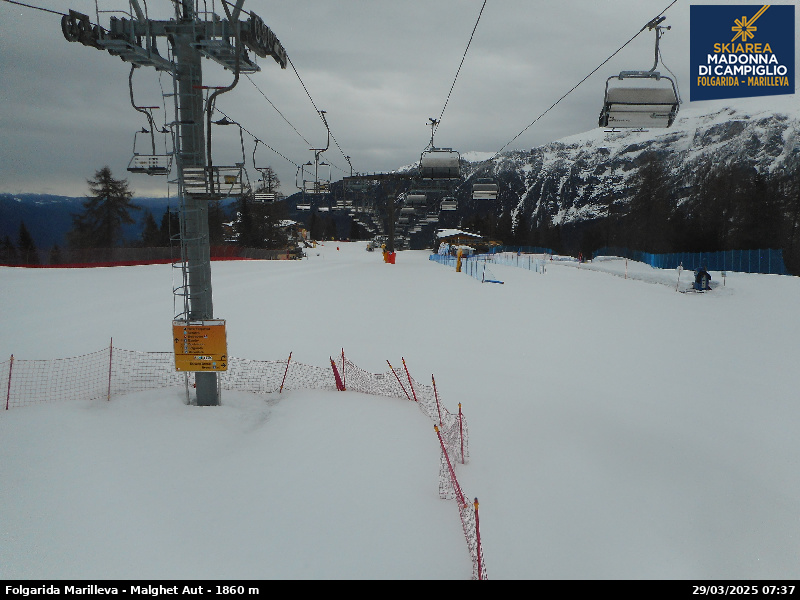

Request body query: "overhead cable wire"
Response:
[323, 128, 350, 174]
[217, 1, 346, 169]
[1, 0, 65, 16]
[489, 0, 679, 161]
[431, 0, 487, 144]
[244, 74, 313, 147]
[215, 107, 300, 169]
[286, 55, 350, 174]
[217, 0, 354, 174]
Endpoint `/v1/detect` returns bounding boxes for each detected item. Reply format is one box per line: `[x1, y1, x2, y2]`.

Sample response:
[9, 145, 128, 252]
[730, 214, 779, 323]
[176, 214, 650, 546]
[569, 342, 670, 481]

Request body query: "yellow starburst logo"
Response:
[732, 4, 770, 42]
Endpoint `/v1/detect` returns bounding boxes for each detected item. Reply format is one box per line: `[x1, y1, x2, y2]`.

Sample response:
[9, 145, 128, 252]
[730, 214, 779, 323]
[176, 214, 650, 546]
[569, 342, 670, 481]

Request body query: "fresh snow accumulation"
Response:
[2, 242, 800, 580]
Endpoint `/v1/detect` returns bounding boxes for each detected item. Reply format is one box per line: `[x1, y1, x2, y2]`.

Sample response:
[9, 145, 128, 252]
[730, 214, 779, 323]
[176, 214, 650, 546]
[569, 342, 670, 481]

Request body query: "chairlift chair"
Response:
[419, 148, 461, 179]
[127, 67, 172, 176]
[181, 165, 243, 198]
[253, 141, 280, 202]
[599, 72, 680, 128]
[296, 159, 331, 197]
[472, 178, 499, 200]
[297, 111, 332, 197]
[310, 181, 331, 195]
[220, 165, 244, 196]
[406, 193, 427, 206]
[598, 17, 680, 129]
[440, 197, 458, 211]
[127, 126, 173, 176]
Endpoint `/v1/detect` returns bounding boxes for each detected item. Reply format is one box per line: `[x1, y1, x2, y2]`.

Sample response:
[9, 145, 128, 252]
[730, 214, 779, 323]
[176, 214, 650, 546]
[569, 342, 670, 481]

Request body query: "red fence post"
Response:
[387, 360, 411, 401]
[474, 498, 484, 580]
[432, 375, 443, 425]
[279, 351, 292, 393]
[5, 355, 13, 410]
[107, 338, 113, 401]
[402, 358, 418, 402]
[341, 348, 346, 391]
[434, 424, 466, 507]
[330, 357, 345, 391]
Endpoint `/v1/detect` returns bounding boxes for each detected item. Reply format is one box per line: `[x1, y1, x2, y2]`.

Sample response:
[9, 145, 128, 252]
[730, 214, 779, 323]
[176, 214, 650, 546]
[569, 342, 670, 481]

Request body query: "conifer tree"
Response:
[627, 151, 673, 253]
[257, 167, 281, 196]
[17, 221, 39, 265]
[308, 211, 323, 241]
[234, 193, 257, 247]
[348, 218, 362, 240]
[208, 199, 227, 245]
[496, 211, 513, 244]
[0, 235, 18, 264]
[68, 166, 140, 249]
[159, 209, 180, 246]
[782, 165, 800, 273]
[49, 244, 63, 265]
[140, 211, 161, 247]
[323, 216, 338, 240]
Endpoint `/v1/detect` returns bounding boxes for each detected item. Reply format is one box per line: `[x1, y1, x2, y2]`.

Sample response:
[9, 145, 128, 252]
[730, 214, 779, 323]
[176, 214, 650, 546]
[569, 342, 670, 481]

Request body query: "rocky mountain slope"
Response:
[461, 95, 800, 231]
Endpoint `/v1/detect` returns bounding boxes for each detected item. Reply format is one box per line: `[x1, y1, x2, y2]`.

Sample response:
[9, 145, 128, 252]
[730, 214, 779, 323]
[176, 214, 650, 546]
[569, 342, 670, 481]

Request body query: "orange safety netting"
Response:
[2, 346, 485, 579]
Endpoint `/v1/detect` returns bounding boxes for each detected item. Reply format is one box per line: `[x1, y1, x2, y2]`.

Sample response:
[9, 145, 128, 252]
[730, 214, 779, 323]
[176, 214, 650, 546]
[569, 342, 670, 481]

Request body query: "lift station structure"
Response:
[61, 0, 287, 406]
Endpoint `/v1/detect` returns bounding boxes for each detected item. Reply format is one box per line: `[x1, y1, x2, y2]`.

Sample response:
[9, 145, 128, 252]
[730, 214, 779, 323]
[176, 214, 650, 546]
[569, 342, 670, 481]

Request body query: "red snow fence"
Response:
[2, 345, 486, 579]
[0, 246, 297, 269]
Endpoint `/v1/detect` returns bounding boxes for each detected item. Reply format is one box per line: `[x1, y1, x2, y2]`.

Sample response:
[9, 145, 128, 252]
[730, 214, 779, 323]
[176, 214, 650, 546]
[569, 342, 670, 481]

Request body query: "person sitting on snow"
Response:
[694, 266, 711, 291]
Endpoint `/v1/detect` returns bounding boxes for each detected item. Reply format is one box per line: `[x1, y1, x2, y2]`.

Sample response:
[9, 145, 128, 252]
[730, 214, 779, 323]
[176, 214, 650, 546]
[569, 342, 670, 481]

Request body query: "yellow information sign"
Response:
[172, 319, 228, 372]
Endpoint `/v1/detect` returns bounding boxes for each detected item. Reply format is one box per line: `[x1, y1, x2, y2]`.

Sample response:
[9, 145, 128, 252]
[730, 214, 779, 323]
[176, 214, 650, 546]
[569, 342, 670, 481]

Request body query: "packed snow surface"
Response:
[2, 242, 800, 580]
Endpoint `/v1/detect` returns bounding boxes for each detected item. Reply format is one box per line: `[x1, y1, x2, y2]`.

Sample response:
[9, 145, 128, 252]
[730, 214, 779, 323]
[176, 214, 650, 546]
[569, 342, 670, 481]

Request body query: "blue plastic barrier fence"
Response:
[591, 247, 790, 275]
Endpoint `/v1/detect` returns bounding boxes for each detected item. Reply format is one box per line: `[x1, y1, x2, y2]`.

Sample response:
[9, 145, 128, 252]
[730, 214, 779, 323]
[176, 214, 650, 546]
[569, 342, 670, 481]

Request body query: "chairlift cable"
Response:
[287, 55, 350, 174]
[247, 54, 351, 174]
[326, 132, 351, 175]
[282, 56, 323, 137]
[8, 0, 351, 178]
[174, 1, 306, 173]
[245, 74, 313, 148]
[1, 0, 109, 41]
[215, 108, 300, 169]
[1, 0, 65, 16]
[489, 0, 679, 160]
[431, 0, 487, 143]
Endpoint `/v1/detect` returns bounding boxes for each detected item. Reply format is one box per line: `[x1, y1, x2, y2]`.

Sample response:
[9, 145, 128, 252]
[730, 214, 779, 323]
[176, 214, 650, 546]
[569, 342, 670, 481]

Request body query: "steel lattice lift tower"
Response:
[61, 0, 287, 406]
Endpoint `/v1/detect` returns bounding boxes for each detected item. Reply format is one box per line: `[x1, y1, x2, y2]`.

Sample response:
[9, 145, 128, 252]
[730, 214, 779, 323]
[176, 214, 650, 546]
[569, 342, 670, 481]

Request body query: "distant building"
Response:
[435, 229, 496, 254]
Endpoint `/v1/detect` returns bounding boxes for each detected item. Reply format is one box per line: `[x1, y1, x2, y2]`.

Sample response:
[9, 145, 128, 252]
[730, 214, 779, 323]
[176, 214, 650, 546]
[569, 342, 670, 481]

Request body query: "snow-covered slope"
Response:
[3, 243, 800, 579]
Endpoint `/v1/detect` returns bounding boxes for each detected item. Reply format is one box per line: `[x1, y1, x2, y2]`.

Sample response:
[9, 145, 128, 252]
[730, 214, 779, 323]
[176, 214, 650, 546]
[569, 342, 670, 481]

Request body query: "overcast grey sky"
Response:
[0, 0, 796, 197]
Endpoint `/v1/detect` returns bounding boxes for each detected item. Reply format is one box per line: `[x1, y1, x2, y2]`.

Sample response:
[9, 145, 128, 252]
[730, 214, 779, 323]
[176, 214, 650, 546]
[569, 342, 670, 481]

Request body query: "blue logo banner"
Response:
[690, 4, 795, 101]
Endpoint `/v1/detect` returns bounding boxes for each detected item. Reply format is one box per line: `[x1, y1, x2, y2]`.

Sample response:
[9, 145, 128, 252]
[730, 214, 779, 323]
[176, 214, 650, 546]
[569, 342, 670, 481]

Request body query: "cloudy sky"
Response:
[0, 0, 796, 197]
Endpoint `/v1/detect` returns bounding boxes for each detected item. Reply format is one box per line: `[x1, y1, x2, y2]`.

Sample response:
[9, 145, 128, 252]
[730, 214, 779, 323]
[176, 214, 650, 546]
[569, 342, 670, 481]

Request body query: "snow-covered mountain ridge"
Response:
[461, 94, 800, 228]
